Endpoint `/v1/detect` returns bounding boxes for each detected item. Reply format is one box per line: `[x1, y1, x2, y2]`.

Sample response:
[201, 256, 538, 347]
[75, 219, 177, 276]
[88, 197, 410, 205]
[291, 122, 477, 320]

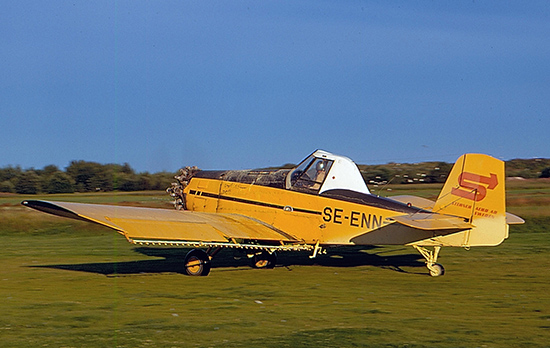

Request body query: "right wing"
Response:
[22, 200, 300, 244]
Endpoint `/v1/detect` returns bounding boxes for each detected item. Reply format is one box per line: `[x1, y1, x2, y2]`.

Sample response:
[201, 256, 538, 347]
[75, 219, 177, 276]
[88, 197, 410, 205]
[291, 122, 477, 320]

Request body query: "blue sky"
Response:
[2, 1, 549, 172]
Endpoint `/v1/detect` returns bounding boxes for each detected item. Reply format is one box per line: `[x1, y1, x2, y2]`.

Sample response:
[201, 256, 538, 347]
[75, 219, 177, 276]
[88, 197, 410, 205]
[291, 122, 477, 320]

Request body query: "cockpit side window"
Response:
[290, 157, 333, 193]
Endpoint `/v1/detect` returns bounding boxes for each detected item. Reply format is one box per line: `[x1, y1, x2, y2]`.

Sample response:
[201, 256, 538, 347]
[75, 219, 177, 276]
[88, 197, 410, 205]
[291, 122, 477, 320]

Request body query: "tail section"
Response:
[432, 154, 507, 247]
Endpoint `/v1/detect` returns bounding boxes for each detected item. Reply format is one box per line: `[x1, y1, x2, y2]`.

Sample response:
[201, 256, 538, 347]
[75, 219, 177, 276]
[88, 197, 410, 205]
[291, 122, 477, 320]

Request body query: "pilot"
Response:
[313, 160, 328, 184]
[294, 159, 329, 191]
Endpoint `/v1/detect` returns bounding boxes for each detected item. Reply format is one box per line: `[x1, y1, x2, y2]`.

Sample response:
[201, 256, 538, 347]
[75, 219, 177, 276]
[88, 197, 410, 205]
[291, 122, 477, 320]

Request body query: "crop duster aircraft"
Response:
[23, 150, 524, 277]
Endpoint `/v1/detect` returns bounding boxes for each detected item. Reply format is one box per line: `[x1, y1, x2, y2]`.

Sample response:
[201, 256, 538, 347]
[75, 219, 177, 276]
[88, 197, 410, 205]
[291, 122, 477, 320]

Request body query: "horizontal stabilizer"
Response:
[506, 212, 525, 225]
[389, 195, 435, 210]
[388, 213, 472, 231]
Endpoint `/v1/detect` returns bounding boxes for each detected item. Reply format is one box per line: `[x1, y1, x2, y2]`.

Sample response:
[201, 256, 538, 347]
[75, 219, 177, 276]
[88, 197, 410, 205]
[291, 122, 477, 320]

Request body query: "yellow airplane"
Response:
[22, 150, 524, 277]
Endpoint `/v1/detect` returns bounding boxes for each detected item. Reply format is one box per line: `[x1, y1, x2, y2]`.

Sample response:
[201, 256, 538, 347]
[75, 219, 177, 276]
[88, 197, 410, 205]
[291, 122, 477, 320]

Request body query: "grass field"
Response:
[1, 182, 549, 347]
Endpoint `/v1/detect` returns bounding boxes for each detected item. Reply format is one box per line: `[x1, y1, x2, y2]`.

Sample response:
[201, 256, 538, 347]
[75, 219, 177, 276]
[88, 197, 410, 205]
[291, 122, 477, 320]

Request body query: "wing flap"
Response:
[22, 200, 299, 243]
[389, 212, 472, 231]
[105, 217, 229, 242]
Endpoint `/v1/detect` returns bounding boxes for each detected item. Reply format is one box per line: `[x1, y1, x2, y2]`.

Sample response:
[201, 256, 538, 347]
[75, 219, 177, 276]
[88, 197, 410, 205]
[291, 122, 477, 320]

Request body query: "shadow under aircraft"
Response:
[32, 246, 427, 277]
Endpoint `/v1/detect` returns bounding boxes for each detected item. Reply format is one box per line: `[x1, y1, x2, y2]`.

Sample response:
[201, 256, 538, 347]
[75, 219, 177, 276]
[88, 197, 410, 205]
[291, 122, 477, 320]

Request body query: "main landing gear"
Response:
[251, 251, 277, 269]
[183, 248, 278, 276]
[183, 249, 212, 276]
[413, 245, 445, 277]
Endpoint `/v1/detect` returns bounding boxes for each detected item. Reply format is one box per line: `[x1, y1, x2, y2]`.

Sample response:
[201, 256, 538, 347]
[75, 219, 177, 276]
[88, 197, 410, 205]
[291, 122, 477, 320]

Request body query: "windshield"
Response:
[289, 155, 333, 193]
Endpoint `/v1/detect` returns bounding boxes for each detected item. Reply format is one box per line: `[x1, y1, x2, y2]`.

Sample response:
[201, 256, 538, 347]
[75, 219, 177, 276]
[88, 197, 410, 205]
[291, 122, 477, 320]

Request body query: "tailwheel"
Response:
[429, 263, 445, 277]
[413, 245, 445, 277]
[184, 249, 211, 276]
[252, 251, 277, 269]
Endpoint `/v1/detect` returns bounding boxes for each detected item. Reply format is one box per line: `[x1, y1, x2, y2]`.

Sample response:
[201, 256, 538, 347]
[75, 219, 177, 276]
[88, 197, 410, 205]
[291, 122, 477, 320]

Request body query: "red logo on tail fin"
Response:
[451, 172, 498, 202]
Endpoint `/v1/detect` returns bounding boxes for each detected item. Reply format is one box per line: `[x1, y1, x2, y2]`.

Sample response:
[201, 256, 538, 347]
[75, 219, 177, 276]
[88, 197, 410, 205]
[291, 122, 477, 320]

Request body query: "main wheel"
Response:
[184, 249, 211, 276]
[252, 251, 277, 269]
[429, 263, 445, 277]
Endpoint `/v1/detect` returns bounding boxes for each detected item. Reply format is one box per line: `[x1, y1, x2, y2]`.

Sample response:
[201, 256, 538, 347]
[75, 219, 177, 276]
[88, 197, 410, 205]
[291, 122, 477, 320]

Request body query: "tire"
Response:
[429, 263, 445, 277]
[184, 249, 211, 276]
[252, 251, 277, 269]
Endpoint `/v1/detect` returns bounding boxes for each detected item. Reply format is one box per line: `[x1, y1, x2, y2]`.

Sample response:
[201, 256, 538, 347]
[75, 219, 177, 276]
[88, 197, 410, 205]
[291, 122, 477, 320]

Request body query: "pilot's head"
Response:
[316, 160, 326, 172]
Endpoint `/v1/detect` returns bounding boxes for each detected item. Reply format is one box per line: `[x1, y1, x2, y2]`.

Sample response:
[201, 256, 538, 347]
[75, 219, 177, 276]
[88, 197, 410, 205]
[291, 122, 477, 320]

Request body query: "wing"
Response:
[22, 200, 301, 246]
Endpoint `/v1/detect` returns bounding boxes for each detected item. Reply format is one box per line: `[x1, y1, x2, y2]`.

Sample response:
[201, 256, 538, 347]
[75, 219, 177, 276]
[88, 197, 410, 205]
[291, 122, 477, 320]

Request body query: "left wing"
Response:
[22, 200, 301, 245]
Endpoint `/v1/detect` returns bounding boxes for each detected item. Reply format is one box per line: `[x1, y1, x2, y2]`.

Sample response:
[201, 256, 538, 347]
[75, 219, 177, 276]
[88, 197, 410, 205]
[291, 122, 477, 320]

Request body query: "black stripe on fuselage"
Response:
[189, 189, 322, 215]
[189, 187, 427, 216]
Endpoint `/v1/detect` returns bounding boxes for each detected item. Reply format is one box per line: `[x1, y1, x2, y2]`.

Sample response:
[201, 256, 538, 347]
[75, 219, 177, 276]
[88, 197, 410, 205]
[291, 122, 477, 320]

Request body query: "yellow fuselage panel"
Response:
[185, 178, 404, 245]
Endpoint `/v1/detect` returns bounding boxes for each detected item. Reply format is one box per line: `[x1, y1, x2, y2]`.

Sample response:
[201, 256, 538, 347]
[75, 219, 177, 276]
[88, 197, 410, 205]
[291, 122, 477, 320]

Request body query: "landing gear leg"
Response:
[413, 245, 445, 277]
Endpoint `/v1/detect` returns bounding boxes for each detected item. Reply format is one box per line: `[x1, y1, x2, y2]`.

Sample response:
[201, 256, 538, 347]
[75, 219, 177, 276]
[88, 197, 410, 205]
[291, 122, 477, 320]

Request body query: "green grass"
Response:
[1, 186, 549, 347]
[0, 190, 173, 207]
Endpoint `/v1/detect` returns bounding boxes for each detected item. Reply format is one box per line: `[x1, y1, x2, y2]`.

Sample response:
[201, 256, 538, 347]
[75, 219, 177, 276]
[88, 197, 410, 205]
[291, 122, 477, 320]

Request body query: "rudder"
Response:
[432, 154, 507, 246]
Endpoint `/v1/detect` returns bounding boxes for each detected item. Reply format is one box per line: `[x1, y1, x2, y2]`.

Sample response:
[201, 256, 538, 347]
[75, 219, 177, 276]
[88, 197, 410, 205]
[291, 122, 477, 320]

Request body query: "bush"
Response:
[45, 172, 75, 194]
[0, 166, 22, 182]
[14, 171, 41, 194]
[0, 180, 15, 193]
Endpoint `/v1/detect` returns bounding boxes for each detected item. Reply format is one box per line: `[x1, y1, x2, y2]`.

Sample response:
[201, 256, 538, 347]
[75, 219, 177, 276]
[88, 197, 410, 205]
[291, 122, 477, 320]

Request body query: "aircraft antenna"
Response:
[376, 175, 396, 197]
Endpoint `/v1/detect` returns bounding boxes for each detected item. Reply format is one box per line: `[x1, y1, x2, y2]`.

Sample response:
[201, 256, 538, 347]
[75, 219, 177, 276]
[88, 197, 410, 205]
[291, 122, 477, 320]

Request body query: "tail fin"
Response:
[432, 154, 507, 247]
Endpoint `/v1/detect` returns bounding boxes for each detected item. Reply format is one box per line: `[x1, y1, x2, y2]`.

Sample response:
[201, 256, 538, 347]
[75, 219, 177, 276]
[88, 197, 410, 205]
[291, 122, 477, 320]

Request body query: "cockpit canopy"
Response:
[287, 150, 370, 195]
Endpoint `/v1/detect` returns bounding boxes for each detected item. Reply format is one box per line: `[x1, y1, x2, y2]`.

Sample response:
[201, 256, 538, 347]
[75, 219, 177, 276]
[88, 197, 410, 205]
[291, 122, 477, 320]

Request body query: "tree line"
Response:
[0, 161, 175, 194]
[359, 157, 550, 185]
[1, 157, 549, 195]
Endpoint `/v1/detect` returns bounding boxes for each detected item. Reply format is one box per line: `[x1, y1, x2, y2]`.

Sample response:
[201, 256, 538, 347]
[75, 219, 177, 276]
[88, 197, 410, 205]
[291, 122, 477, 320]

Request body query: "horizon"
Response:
[2, 154, 549, 174]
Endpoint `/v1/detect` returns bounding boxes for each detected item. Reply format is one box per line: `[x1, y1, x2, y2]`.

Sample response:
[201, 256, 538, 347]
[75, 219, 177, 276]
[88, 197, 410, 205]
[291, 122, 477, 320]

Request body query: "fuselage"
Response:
[183, 168, 433, 246]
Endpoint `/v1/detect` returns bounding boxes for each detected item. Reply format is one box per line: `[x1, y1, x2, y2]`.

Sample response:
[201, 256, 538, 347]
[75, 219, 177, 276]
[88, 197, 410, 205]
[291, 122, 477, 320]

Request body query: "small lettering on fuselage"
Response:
[322, 207, 383, 229]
